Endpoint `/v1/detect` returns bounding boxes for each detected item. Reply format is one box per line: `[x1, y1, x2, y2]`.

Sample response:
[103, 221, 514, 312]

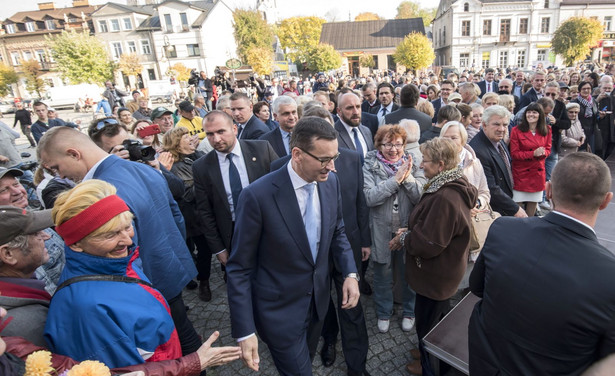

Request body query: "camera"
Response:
[122, 139, 156, 162]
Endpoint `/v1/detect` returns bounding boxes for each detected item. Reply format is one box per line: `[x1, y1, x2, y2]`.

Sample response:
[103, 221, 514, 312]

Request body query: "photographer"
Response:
[87, 117, 183, 201]
[196, 72, 213, 111]
[102, 81, 128, 109]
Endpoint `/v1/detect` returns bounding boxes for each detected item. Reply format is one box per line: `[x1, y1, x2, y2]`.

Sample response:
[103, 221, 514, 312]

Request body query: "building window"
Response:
[110, 19, 120, 32]
[148, 69, 156, 80]
[500, 19, 511, 42]
[517, 49, 526, 67]
[111, 42, 123, 59]
[463, 2, 469, 12]
[519, 18, 528, 34]
[23, 51, 33, 61]
[499, 51, 508, 67]
[10, 52, 20, 65]
[180, 12, 189, 30]
[537, 49, 547, 61]
[26, 22, 35, 32]
[482, 53, 490, 69]
[98, 20, 108, 32]
[187, 44, 200, 56]
[141, 40, 152, 55]
[605, 16, 612, 31]
[544, 0, 549, 8]
[460, 53, 470, 67]
[483, 20, 492, 36]
[123, 17, 132, 30]
[443, 26, 446, 41]
[127, 41, 137, 53]
[5, 24, 15, 34]
[167, 46, 177, 58]
[462, 20, 471, 36]
[541, 17, 550, 33]
[45, 19, 55, 30]
[164, 14, 173, 31]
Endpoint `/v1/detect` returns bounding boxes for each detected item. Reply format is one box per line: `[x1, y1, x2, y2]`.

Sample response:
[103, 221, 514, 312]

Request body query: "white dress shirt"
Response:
[215, 141, 250, 221]
[340, 119, 368, 157]
[287, 161, 321, 248]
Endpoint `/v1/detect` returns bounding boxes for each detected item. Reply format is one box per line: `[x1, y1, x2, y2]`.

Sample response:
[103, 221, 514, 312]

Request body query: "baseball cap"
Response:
[0, 167, 23, 179]
[48, 107, 56, 112]
[178, 101, 195, 113]
[0, 206, 53, 245]
[151, 106, 173, 121]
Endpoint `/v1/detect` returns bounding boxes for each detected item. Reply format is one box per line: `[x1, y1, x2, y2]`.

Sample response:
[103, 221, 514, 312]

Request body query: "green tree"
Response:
[306, 43, 342, 72]
[359, 53, 375, 68]
[0, 63, 19, 97]
[167, 63, 191, 82]
[21, 60, 45, 97]
[47, 30, 113, 85]
[118, 53, 142, 77]
[393, 32, 435, 71]
[355, 12, 382, 21]
[233, 9, 274, 62]
[276, 16, 326, 64]
[396, 1, 437, 27]
[552, 17, 604, 66]
[246, 46, 274, 76]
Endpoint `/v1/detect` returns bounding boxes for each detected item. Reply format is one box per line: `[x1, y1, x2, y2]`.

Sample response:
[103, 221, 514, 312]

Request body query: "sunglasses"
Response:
[96, 118, 119, 130]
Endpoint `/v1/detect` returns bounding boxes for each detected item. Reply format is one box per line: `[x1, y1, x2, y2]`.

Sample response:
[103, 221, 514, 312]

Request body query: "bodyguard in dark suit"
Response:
[193, 111, 278, 267]
[518, 71, 546, 110]
[477, 68, 498, 98]
[384, 84, 432, 133]
[361, 111, 380, 139]
[469, 105, 527, 217]
[335, 92, 374, 161]
[360, 82, 380, 113]
[227, 117, 360, 375]
[259, 96, 298, 157]
[370, 82, 399, 125]
[469, 152, 615, 375]
[230, 92, 269, 140]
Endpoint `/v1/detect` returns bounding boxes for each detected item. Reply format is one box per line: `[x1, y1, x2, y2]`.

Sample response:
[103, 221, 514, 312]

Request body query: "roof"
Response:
[320, 18, 425, 51]
[560, 0, 615, 4]
[5, 5, 99, 23]
[91, 2, 154, 17]
[137, 15, 160, 30]
[157, 0, 215, 11]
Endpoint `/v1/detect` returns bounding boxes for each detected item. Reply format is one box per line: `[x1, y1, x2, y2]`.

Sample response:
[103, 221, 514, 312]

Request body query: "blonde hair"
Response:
[498, 94, 515, 113]
[52, 179, 133, 242]
[440, 121, 468, 146]
[416, 100, 435, 118]
[419, 137, 460, 170]
[481, 92, 500, 105]
[162, 126, 190, 162]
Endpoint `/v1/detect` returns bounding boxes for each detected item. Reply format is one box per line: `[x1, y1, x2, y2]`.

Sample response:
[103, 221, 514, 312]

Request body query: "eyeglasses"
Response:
[383, 143, 404, 150]
[544, 92, 557, 97]
[96, 118, 119, 130]
[299, 147, 340, 168]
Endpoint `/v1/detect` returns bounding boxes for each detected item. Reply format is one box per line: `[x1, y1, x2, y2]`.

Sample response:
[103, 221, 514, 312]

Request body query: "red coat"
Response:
[510, 126, 552, 192]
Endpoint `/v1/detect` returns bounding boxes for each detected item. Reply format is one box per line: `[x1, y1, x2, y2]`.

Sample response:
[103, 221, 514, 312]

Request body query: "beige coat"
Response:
[461, 144, 491, 210]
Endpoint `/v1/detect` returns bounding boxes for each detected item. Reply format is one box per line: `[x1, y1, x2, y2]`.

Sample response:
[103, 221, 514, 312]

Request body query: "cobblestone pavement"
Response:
[183, 261, 420, 376]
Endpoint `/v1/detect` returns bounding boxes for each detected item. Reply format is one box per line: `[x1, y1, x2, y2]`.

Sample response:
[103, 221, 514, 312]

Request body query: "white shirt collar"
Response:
[552, 210, 596, 234]
[287, 159, 313, 190]
[215, 139, 242, 160]
[83, 154, 111, 181]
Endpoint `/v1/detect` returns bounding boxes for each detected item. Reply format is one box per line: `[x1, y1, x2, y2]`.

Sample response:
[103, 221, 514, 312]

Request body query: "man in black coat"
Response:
[369, 82, 399, 125]
[360, 82, 379, 113]
[431, 80, 455, 124]
[259, 96, 298, 157]
[476, 68, 499, 98]
[518, 70, 546, 111]
[384, 84, 432, 134]
[469, 152, 615, 375]
[229, 92, 269, 140]
[334, 93, 374, 162]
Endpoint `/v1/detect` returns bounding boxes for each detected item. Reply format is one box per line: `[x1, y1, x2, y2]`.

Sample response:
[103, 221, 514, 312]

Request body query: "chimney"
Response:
[72, 0, 89, 7]
[38, 2, 56, 10]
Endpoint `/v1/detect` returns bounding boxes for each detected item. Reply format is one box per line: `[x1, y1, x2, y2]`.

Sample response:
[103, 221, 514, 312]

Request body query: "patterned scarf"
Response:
[423, 167, 464, 194]
[376, 151, 408, 177]
[577, 95, 594, 119]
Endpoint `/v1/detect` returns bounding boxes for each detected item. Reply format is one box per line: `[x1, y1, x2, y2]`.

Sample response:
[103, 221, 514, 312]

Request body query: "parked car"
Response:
[0, 100, 16, 114]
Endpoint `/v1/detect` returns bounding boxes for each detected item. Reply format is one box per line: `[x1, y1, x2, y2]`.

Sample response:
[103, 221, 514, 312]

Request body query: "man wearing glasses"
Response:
[227, 117, 359, 375]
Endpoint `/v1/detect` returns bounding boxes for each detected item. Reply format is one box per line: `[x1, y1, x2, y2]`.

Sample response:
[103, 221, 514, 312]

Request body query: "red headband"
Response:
[56, 195, 130, 245]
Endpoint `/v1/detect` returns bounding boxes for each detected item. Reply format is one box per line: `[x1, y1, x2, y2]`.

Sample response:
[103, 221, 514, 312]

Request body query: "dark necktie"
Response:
[237, 124, 244, 138]
[497, 143, 514, 184]
[381, 107, 387, 116]
[352, 128, 365, 164]
[227, 153, 243, 210]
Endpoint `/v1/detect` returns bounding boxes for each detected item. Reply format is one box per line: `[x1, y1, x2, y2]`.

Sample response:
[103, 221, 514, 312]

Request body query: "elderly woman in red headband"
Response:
[43, 179, 240, 371]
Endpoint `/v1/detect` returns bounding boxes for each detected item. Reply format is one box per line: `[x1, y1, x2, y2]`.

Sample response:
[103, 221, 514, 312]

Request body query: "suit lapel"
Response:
[316, 180, 333, 262]
[484, 134, 513, 190]
[360, 126, 374, 151]
[273, 169, 314, 264]
[208, 152, 232, 214]
[273, 128, 287, 157]
[239, 140, 258, 182]
[335, 122, 354, 150]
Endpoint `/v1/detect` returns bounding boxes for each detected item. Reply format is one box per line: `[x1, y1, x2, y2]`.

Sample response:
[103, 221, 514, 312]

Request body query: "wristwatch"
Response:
[345, 273, 360, 282]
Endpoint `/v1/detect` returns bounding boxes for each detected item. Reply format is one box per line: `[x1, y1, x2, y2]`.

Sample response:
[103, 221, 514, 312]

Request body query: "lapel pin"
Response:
[252, 157, 256, 161]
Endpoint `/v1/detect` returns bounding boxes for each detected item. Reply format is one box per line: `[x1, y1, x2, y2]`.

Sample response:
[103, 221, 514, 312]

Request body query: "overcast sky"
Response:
[2, 0, 435, 21]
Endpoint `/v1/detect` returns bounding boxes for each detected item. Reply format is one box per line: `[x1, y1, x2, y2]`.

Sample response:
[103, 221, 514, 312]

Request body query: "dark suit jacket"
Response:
[271, 149, 371, 269]
[518, 87, 540, 111]
[384, 106, 433, 134]
[369, 103, 399, 116]
[334, 121, 374, 152]
[192, 140, 278, 254]
[431, 98, 443, 124]
[238, 115, 269, 140]
[477, 80, 499, 98]
[226, 166, 357, 346]
[469, 213, 615, 375]
[361, 99, 380, 113]
[259, 127, 288, 157]
[468, 130, 518, 216]
[361, 112, 380, 139]
[551, 99, 572, 153]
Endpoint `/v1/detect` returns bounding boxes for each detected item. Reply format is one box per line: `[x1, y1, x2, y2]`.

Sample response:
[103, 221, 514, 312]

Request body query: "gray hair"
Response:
[566, 102, 580, 111]
[399, 119, 420, 143]
[545, 81, 560, 89]
[361, 82, 376, 92]
[216, 96, 231, 110]
[499, 78, 513, 87]
[482, 105, 511, 125]
[194, 94, 205, 102]
[440, 121, 468, 146]
[272, 95, 297, 114]
[302, 100, 324, 114]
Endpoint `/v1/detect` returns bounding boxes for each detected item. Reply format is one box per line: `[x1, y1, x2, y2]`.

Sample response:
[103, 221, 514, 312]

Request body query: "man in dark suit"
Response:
[227, 117, 360, 375]
[259, 96, 298, 157]
[518, 70, 546, 110]
[230, 92, 269, 140]
[370, 83, 399, 126]
[497, 78, 521, 114]
[360, 82, 379, 113]
[469, 152, 615, 375]
[431, 80, 455, 124]
[477, 68, 499, 98]
[193, 111, 278, 278]
[468, 105, 527, 218]
[334, 92, 374, 162]
[384, 84, 432, 134]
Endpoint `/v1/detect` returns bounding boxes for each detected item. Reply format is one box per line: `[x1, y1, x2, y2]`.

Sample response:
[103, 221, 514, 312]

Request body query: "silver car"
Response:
[0, 101, 15, 114]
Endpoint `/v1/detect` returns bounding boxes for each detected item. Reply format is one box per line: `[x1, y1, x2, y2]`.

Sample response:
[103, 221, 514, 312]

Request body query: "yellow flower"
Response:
[67, 360, 111, 376]
[25, 350, 54, 376]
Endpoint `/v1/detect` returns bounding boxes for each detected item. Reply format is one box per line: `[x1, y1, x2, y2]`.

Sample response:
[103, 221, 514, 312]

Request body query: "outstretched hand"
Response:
[196, 331, 242, 370]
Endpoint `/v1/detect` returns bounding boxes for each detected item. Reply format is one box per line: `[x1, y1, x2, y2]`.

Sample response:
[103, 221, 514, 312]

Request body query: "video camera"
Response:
[122, 139, 156, 163]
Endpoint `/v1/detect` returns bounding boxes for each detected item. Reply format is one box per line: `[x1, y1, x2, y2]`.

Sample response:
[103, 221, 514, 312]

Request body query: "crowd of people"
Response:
[0, 61, 615, 376]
